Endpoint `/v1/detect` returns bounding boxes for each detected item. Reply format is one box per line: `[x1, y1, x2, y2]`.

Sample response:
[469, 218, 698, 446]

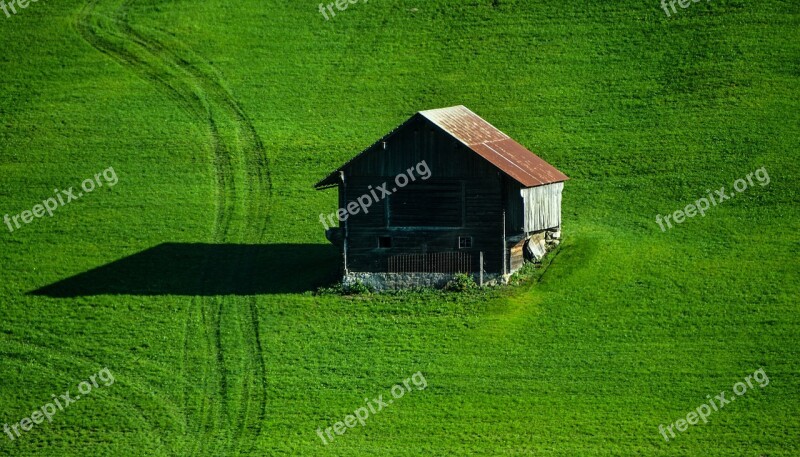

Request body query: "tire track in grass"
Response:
[76, 1, 271, 454]
[76, 5, 233, 452]
[106, 26, 272, 452]
[75, 4, 224, 453]
[126, 21, 273, 456]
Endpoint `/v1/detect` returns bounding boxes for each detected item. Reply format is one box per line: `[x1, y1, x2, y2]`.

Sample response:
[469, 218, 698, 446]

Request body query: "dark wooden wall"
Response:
[335, 114, 522, 273]
[505, 178, 524, 234]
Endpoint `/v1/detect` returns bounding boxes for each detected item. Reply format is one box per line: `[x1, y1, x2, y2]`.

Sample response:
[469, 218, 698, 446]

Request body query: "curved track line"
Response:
[76, 1, 271, 454]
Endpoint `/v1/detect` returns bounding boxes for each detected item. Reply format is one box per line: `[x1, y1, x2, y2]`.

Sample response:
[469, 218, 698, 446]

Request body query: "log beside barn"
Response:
[315, 105, 568, 290]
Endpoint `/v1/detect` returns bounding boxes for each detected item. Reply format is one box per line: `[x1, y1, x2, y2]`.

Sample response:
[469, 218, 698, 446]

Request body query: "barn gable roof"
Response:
[315, 105, 568, 189]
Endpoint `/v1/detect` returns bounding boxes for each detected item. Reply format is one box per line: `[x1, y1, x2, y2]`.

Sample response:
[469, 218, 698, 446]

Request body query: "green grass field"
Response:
[1, 0, 798, 455]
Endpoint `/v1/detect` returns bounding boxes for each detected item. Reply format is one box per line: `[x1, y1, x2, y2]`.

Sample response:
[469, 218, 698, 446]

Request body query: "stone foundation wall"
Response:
[344, 272, 505, 291]
[522, 228, 561, 263]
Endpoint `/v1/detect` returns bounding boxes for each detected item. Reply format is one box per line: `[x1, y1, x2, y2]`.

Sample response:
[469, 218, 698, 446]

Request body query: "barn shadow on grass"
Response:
[30, 243, 340, 297]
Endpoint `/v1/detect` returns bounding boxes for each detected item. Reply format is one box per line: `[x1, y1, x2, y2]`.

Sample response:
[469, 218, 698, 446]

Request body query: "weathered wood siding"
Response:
[337, 115, 510, 273]
[505, 178, 524, 234]
[388, 181, 464, 228]
[522, 182, 563, 232]
[344, 177, 505, 273]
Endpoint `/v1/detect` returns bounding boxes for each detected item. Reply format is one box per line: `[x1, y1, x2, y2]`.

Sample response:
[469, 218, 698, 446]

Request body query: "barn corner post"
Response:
[479, 251, 484, 287]
[500, 172, 508, 278]
[340, 170, 348, 276]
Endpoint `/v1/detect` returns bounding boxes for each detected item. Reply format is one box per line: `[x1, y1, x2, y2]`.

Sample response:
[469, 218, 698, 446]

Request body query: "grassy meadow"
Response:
[0, 0, 798, 455]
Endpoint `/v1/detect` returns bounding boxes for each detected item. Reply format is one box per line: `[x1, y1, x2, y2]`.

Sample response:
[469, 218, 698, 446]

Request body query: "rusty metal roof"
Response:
[419, 106, 568, 188]
[315, 106, 568, 189]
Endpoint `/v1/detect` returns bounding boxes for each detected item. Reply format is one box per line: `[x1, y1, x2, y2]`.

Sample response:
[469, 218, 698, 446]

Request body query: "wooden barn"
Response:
[315, 105, 568, 289]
